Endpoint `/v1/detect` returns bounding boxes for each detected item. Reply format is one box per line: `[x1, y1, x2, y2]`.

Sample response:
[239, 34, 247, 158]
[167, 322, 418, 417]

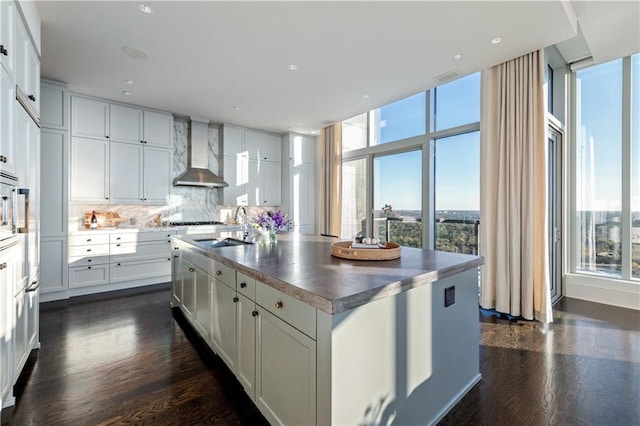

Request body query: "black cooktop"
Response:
[169, 221, 226, 226]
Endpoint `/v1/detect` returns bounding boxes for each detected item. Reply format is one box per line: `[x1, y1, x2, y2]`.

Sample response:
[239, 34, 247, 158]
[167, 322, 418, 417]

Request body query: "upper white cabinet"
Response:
[40, 81, 69, 130]
[1, 66, 15, 176]
[70, 136, 109, 202]
[287, 133, 316, 234]
[109, 105, 173, 148]
[0, 0, 15, 77]
[70, 95, 173, 204]
[14, 16, 39, 116]
[40, 130, 67, 236]
[71, 97, 109, 140]
[222, 125, 282, 206]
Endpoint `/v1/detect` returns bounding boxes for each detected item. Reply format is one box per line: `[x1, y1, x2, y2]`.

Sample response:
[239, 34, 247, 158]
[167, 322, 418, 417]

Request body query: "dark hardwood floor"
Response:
[2, 284, 638, 425]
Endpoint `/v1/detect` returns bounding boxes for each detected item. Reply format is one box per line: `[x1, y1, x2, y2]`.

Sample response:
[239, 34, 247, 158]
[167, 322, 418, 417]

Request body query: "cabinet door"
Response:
[0, 247, 16, 401]
[262, 161, 281, 206]
[70, 137, 109, 202]
[290, 162, 312, 229]
[68, 264, 109, 288]
[171, 249, 182, 306]
[109, 141, 143, 203]
[180, 259, 196, 320]
[110, 257, 171, 283]
[1, 66, 15, 176]
[40, 82, 68, 130]
[143, 146, 171, 203]
[246, 158, 260, 206]
[27, 119, 39, 280]
[13, 291, 27, 376]
[255, 308, 316, 426]
[223, 155, 247, 205]
[263, 134, 282, 162]
[40, 130, 67, 236]
[0, 0, 15, 77]
[290, 135, 315, 165]
[236, 293, 256, 399]
[193, 268, 211, 340]
[13, 16, 27, 95]
[244, 130, 263, 160]
[109, 104, 142, 144]
[26, 287, 38, 352]
[27, 43, 39, 115]
[71, 97, 109, 140]
[223, 126, 245, 158]
[143, 110, 173, 148]
[40, 238, 67, 293]
[210, 279, 237, 372]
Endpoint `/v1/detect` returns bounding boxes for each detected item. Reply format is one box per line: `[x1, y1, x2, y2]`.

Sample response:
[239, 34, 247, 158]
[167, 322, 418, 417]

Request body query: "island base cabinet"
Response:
[255, 308, 316, 426]
[236, 293, 256, 399]
[180, 259, 196, 321]
[193, 269, 211, 340]
[171, 252, 182, 307]
[210, 279, 237, 373]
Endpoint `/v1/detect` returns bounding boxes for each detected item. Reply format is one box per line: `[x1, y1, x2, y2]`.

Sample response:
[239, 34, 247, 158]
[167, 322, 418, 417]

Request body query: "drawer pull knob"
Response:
[87, 249, 91, 252]
[240, 282, 247, 288]
[189, 267, 195, 272]
[216, 270, 222, 276]
[116, 237, 121, 240]
[116, 244, 121, 247]
[252, 310, 258, 317]
[275, 300, 283, 309]
[233, 297, 239, 303]
[88, 259, 92, 262]
[117, 263, 121, 266]
[88, 266, 92, 269]
[87, 238, 92, 242]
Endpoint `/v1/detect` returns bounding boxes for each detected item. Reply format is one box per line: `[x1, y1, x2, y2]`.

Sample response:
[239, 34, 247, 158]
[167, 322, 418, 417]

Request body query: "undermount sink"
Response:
[194, 237, 252, 248]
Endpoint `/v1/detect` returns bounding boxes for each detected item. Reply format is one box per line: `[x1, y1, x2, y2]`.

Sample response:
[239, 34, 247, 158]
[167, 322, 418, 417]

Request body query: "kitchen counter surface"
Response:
[175, 232, 483, 314]
[70, 224, 243, 235]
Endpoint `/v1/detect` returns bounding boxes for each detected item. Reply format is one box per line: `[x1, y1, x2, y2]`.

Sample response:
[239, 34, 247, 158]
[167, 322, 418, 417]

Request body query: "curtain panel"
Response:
[319, 124, 342, 237]
[479, 49, 553, 323]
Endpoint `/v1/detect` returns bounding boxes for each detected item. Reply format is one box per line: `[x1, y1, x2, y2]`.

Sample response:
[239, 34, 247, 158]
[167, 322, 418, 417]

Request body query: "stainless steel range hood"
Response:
[173, 117, 228, 188]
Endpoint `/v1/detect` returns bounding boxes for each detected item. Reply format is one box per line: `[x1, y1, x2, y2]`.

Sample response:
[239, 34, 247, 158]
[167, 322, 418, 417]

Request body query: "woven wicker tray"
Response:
[330, 241, 401, 261]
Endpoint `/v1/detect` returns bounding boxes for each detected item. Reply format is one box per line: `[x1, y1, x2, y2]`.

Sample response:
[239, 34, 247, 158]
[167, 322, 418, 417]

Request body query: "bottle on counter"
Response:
[90, 210, 98, 229]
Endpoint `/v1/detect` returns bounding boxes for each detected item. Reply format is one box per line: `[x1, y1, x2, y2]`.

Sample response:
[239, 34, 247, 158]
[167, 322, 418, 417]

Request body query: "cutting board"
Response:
[84, 211, 128, 229]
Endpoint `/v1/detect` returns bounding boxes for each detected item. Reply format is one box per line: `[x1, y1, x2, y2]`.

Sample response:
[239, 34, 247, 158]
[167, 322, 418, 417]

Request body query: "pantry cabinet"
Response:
[70, 136, 109, 202]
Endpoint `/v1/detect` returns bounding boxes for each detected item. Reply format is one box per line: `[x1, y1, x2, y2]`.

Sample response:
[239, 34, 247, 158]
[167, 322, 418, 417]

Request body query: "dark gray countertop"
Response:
[174, 233, 484, 314]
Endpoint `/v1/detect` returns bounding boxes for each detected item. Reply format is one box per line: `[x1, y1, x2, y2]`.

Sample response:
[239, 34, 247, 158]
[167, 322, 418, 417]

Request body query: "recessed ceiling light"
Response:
[490, 37, 502, 45]
[137, 3, 153, 14]
[122, 90, 131, 96]
[310, 130, 319, 135]
[287, 64, 298, 71]
[124, 80, 134, 85]
[453, 54, 463, 60]
[122, 46, 149, 60]
[232, 106, 240, 111]
[363, 94, 370, 99]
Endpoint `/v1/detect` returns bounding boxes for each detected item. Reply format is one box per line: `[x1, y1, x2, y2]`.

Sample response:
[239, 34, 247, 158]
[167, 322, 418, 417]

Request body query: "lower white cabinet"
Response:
[174, 246, 317, 425]
[255, 308, 317, 426]
[110, 257, 171, 283]
[69, 263, 109, 288]
[13, 288, 38, 381]
[40, 237, 67, 294]
[0, 243, 17, 406]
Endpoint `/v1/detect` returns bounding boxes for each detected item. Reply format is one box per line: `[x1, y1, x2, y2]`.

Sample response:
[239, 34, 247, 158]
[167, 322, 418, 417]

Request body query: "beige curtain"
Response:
[479, 49, 553, 323]
[318, 124, 342, 237]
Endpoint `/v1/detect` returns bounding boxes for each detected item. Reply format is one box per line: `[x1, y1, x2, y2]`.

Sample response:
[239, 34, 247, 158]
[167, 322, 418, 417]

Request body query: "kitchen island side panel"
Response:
[318, 268, 480, 425]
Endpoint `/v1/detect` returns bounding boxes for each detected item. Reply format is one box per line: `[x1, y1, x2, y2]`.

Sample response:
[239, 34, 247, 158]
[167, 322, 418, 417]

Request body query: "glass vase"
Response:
[268, 228, 277, 243]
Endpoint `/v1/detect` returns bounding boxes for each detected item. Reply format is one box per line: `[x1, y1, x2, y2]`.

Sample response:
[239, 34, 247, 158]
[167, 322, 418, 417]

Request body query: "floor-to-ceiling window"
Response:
[573, 53, 639, 282]
[340, 73, 480, 250]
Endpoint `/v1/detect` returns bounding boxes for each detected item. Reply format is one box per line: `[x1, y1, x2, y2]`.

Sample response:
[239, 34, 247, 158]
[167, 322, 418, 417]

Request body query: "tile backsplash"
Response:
[70, 121, 282, 230]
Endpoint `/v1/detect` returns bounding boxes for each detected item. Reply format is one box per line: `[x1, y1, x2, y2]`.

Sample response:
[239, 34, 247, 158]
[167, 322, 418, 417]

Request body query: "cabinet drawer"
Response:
[212, 261, 235, 289]
[256, 281, 316, 339]
[110, 241, 171, 262]
[69, 254, 109, 267]
[69, 234, 110, 246]
[182, 249, 211, 274]
[237, 271, 256, 299]
[110, 258, 171, 283]
[68, 243, 110, 257]
[111, 231, 175, 244]
[69, 264, 110, 288]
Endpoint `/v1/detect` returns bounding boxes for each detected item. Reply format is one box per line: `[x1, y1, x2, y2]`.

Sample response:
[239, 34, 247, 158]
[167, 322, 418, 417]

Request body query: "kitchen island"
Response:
[171, 232, 484, 426]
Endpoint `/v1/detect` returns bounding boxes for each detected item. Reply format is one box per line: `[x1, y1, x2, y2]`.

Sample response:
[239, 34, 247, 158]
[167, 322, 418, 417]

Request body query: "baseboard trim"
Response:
[565, 273, 640, 310]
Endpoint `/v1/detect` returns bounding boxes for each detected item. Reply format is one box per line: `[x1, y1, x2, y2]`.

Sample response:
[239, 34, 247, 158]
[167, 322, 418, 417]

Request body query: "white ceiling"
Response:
[36, 1, 639, 135]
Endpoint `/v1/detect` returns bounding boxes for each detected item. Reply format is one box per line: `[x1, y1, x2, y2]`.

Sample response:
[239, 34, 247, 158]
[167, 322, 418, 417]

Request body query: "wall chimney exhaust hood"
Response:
[173, 117, 228, 188]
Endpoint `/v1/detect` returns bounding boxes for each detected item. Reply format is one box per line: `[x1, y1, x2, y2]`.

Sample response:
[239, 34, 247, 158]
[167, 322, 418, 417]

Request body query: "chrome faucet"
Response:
[234, 206, 247, 224]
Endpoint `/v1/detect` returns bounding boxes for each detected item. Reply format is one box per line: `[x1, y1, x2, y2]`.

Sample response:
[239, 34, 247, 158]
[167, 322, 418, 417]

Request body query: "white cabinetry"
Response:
[70, 136, 109, 202]
[286, 133, 316, 235]
[0, 0, 15, 77]
[71, 96, 172, 204]
[222, 125, 282, 206]
[14, 15, 39, 116]
[0, 66, 15, 176]
[71, 96, 109, 140]
[40, 81, 69, 301]
[210, 265, 237, 372]
[68, 234, 110, 288]
[0, 242, 18, 406]
[109, 231, 173, 283]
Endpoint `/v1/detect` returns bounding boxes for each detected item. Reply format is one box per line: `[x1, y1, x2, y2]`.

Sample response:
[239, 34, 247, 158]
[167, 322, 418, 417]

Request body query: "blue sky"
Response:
[373, 73, 480, 211]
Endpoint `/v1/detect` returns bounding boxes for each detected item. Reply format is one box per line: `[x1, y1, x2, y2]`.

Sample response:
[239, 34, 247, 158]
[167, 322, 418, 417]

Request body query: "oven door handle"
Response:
[1, 195, 7, 226]
[18, 188, 29, 234]
[26, 279, 40, 292]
